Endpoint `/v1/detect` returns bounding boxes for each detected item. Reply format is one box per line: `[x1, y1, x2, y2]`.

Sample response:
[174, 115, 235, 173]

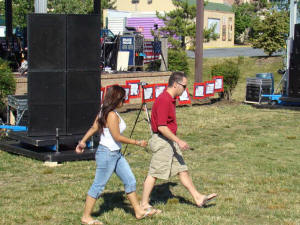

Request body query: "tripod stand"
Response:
[123, 100, 152, 156]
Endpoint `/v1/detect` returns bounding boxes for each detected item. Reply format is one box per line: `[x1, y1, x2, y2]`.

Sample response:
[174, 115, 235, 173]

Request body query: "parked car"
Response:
[100, 29, 115, 43]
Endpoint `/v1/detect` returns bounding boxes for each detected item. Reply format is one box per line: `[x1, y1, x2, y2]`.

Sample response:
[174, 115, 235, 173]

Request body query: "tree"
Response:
[233, 0, 272, 44]
[0, 0, 116, 28]
[0, 0, 34, 28]
[48, 0, 116, 26]
[156, 0, 217, 50]
[233, 3, 255, 43]
[250, 9, 289, 56]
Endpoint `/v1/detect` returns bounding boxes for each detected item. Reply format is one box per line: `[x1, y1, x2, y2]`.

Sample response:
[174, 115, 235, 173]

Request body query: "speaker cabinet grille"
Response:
[67, 15, 100, 71]
[27, 14, 101, 137]
[28, 14, 66, 71]
[66, 71, 100, 134]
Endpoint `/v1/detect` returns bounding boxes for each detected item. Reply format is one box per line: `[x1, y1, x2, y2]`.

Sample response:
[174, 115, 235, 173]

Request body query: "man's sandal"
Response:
[198, 193, 218, 208]
[81, 219, 103, 225]
[137, 207, 160, 220]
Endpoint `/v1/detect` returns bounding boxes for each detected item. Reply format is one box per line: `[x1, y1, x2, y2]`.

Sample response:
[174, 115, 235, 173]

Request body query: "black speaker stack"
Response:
[288, 24, 300, 98]
[28, 14, 101, 137]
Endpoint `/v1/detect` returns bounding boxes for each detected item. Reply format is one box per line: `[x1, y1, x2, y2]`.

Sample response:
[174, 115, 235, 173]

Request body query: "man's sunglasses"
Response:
[177, 82, 187, 89]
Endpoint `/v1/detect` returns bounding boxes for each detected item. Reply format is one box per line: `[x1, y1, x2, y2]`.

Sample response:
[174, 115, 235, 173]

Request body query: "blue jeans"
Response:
[88, 144, 136, 199]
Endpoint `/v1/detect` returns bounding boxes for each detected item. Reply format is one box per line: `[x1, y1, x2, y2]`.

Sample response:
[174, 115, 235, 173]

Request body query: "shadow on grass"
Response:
[150, 182, 203, 208]
[92, 183, 216, 217]
[150, 182, 217, 208]
[92, 191, 132, 217]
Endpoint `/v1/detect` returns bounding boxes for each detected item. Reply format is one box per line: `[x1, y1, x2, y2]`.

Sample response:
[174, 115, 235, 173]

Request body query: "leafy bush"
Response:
[145, 59, 161, 71]
[211, 60, 240, 100]
[0, 59, 16, 118]
[168, 49, 190, 75]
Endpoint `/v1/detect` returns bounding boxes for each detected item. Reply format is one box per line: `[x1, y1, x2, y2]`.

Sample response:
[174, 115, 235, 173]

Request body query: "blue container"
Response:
[256, 73, 274, 93]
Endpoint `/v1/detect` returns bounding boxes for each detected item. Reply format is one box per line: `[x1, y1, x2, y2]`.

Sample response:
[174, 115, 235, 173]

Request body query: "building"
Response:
[107, 0, 235, 48]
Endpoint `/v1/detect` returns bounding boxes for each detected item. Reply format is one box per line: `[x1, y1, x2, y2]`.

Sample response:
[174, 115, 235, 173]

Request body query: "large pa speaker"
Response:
[28, 14, 66, 71]
[67, 15, 100, 71]
[27, 14, 101, 137]
[288, 67, 300, 97]
[28, 71, 67, 136]
[295, 24, 300, 39]
[294, 24, 300, 55]
[66, 71, 100, 134]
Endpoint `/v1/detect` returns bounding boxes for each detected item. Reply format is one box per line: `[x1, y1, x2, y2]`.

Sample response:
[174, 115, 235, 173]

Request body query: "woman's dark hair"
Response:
[168, 71, 187, 87]
[98, 85, 125, 134]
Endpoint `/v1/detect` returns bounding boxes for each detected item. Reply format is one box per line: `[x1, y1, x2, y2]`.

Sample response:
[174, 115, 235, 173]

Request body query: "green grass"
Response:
[1, 56, 299, 225]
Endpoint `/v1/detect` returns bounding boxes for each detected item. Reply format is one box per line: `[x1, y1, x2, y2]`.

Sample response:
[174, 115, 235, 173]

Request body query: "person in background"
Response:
[76, 85, 159, 225]
[141, 72, 217, 212]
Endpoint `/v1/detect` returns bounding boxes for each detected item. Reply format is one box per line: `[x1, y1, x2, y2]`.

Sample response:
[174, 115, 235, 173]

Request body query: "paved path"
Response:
[187, 47, 284, 58]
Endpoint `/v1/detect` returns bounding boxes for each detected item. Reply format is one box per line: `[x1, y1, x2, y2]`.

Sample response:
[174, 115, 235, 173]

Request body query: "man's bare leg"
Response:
[179, 171, 217, 207]
[141, 175, 157, 209]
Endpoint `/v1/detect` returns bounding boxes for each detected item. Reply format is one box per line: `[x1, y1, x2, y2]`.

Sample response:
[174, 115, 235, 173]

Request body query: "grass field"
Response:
[1, 56, 299, 225]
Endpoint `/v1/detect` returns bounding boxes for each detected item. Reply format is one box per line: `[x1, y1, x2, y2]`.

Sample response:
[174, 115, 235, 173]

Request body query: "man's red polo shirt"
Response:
[151, 90, 177, 135]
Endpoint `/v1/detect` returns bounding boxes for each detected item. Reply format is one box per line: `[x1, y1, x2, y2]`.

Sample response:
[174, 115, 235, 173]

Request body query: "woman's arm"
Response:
[107, 111, 147, 147]
[75, 116, 100, 153]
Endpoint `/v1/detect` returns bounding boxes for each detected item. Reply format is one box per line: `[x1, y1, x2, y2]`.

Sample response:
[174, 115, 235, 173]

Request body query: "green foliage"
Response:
[48, 0, 116, 27]
[145, 60, 161, 72]
[233, 0, 271, 44]
[250, 9, 289, 56]
[168, 49, 190, 75]
[0, 0, 34, 28]
[233, 3, 255, 43]
[48, 0, 93, 14]
[0, 58, 16, 111]
[0, 0, 116, 28]
[211, 59, 240, 100]
[156, 0, 217, 50]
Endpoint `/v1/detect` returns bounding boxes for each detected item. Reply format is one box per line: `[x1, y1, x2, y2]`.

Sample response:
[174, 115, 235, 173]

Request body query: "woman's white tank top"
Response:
[99, 111, 126, 151]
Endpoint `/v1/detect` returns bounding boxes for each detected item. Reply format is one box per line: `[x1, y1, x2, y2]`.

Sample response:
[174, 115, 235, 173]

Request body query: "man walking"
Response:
[141, 72, 217, 210]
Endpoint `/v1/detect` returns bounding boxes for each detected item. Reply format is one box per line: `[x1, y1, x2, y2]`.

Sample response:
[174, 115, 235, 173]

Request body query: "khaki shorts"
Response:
[148, 133, 188, 180]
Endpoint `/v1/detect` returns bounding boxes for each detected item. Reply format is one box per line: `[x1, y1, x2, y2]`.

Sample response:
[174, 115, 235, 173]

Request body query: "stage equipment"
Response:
[6, 95, 28, 126]
[256, 73, 274, 94]
[245, 78, 272, 103]
[288, 24, 300, 98]
[100, 33, 119, 70]
[123, 83, 152, 156]
[119, 34, 144, 70]
[27, 14, 101, 136]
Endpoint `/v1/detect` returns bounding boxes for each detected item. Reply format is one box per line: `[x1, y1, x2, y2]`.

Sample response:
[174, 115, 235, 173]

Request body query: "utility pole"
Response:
[195, 0, 204, 83]
[34, 0, 47, 13]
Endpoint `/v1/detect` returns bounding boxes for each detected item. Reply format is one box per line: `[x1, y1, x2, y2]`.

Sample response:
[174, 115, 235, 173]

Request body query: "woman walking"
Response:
[76, 85, 158, 225]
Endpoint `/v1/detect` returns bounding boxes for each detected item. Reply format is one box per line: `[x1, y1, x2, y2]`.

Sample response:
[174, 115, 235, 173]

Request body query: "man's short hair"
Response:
[168, 71, 187, 87]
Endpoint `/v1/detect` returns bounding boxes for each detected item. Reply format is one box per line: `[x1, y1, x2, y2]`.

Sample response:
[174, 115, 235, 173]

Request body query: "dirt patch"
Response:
[255, 56, 282, 65]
